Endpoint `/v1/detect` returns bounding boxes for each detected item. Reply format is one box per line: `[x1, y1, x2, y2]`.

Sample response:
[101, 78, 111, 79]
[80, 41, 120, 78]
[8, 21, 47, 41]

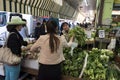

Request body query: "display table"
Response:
[85, 40, 95, 44]
[21, 58, 39, 76]
[95, 38, 111, 49]
[21, 57, 82, 80]
[95, 38, 111, 43]
[21, 67, 38, 76]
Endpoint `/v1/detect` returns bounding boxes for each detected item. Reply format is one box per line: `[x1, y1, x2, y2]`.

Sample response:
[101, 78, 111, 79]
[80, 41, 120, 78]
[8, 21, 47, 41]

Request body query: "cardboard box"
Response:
[62, 76, 82, 80]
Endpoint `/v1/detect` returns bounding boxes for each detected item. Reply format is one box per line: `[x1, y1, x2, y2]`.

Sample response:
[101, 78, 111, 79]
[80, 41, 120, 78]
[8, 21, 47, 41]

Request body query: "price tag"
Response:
[86, 31, 91, 39]
[99, 30, 105, 38]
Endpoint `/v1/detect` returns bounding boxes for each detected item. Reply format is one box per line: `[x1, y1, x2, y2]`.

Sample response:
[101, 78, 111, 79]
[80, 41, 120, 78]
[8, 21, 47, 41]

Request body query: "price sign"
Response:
[99, 30, 105, 38]
[86, 31, 91, 39]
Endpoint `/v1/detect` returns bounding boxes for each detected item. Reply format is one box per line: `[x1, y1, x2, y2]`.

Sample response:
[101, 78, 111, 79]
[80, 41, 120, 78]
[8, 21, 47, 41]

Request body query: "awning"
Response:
[0, 0, 79, 20]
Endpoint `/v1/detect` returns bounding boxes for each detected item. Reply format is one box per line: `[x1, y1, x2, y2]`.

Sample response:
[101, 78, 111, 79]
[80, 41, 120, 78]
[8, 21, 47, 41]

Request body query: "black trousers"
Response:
[38, 63, 62, 80]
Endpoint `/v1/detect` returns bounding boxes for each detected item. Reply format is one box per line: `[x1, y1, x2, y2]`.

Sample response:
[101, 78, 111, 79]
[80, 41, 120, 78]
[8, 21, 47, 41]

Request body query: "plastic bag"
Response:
[70, 42, 78, 56]
[107, 38, 116, 50]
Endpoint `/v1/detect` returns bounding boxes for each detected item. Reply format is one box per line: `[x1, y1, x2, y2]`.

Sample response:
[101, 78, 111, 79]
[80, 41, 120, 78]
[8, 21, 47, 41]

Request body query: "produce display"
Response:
[83, 48, 114, 80]
[106, 62, 120, 80]
[20, 27, 120, 80]
[62, 47, 120, 80]
[62, 47, 86, 77]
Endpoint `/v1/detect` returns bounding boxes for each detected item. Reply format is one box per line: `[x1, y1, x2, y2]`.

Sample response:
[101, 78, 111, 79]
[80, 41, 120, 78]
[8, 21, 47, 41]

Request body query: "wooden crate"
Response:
[62, 76, 82, 80]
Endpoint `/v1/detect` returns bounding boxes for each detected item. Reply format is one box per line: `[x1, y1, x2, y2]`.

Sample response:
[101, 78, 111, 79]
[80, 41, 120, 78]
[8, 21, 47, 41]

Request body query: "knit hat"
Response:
[7, 16, 26, 25]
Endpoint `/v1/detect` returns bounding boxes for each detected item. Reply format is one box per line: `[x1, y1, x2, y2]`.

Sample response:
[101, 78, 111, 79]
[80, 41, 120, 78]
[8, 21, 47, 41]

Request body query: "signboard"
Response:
[99, 30, 105, 38]
[115, 0, 120, 3]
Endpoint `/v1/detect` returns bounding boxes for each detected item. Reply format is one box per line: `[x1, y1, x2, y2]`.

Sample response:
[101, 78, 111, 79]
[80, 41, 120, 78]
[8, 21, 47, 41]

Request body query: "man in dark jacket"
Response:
[34, 19, 47, 40]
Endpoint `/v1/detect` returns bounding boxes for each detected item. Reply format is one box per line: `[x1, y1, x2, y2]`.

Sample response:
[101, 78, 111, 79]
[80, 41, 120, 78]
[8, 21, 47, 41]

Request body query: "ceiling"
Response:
[65, 0, 82, 10]
[65, 0, 96, 11]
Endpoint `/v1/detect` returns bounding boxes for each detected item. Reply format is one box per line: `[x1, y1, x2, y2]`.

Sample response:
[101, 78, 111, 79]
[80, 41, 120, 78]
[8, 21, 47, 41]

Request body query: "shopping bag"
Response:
[0, 47, 21, 64]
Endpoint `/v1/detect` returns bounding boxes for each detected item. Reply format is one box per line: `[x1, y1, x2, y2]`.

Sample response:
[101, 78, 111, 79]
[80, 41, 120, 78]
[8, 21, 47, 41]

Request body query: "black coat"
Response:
[7, 29, 28, 57]
[40, 24, 47, 35]
[34, 27, 41, 40]
[34, 24, 47, 40]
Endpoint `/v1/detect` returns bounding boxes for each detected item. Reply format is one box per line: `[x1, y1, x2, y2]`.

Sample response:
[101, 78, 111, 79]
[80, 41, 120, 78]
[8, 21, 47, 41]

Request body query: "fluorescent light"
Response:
[85, 0, 88, 6]
[52, 0, 63, 6]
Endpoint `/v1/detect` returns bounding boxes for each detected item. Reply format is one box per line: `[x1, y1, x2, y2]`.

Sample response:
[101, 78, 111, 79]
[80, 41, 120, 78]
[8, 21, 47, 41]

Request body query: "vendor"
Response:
[60, 22, 70, 41]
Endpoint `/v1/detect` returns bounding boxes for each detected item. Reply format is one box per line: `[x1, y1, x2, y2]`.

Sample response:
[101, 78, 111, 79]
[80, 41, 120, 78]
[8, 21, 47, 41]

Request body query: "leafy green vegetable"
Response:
[83, 48, 115, 80]
[68, 26, 86, 46]
[62, 47, 86, 77]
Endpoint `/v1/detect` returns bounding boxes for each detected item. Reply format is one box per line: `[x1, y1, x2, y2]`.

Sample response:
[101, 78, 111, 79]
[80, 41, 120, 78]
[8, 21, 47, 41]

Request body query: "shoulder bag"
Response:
[0, 32, 21, 64]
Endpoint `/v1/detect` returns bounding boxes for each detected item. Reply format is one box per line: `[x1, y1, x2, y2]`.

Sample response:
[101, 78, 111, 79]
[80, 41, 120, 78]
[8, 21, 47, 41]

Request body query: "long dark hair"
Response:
[60, 22, 69, 35]
[46, 20, 60, 53]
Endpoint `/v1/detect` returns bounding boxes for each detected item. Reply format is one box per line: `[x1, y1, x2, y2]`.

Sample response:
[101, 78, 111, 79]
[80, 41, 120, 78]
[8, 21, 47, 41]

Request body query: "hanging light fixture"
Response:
[85, 0, 88, 6]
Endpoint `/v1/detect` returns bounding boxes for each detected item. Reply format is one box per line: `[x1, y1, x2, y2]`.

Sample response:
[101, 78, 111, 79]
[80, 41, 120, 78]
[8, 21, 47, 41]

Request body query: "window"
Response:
[0, 13, 7, 27]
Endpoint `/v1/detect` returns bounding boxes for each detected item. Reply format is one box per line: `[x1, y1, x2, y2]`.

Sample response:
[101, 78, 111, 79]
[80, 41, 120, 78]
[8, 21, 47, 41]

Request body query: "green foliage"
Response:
[62, 47, 120, 80]
[68, 26, 86, 46]
[83, 48, 115, 80]
[106, 63, 120, 80]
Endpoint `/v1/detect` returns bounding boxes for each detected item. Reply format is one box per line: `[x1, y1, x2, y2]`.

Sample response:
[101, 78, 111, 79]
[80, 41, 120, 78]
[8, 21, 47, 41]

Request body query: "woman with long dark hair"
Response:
[30, 19, 73, 80]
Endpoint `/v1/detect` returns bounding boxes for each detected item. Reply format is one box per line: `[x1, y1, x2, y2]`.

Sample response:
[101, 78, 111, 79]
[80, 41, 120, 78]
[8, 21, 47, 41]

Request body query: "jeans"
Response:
[4, 64, 20, 80]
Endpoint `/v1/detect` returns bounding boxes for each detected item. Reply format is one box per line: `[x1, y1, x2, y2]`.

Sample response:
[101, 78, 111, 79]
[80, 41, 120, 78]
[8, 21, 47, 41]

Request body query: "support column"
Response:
[102, 0, 114, 25]
[95, 0, 114, 27]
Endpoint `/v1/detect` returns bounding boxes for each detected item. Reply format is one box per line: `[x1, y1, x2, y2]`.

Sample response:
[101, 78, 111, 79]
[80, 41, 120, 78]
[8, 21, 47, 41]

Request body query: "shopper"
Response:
[39, 19, 47, 35]
[19, 19, 29, 38]
[30, 20, 73, 80]
[60, 22, 70, 41]
[34, 22, 41, 40]
[5, 16, 28, 80]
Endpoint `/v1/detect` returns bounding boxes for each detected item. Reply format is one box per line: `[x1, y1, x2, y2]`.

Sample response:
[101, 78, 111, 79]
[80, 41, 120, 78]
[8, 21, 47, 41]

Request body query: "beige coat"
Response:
[30, 34, 72, 65]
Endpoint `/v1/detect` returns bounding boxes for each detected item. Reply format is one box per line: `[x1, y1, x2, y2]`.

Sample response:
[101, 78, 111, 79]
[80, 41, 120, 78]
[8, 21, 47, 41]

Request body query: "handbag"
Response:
[0, 32, 21, 64]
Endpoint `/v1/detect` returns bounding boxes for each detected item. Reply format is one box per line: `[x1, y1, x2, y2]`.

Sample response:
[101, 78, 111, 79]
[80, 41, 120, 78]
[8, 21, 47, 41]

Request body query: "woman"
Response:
[30, 20, 73, 80]
[5, 16, 28, 80]
[60, 22, 70, 41]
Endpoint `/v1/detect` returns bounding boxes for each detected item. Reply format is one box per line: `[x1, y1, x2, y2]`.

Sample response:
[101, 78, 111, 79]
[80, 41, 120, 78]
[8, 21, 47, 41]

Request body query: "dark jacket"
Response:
[7, 29, 28, 57]
[39, 24, 47, 35]
[34, 24, 47, 40]
[34, 27, 41, 40]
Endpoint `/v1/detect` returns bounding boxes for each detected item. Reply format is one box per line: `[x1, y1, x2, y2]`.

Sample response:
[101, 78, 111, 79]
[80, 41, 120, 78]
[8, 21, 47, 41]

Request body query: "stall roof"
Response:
[0, 0, 96, 20]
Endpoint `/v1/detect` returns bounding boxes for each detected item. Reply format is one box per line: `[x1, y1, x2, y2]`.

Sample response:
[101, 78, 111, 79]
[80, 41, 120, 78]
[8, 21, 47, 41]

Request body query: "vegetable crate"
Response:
[62, 76, 82, 80]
